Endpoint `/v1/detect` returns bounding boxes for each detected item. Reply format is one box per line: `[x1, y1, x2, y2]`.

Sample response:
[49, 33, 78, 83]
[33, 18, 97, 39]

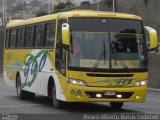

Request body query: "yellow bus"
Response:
[3, 10, 158, 109]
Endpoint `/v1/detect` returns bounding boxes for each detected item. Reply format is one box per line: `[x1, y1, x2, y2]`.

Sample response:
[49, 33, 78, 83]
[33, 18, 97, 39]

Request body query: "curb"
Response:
[148, 87, 160, 93]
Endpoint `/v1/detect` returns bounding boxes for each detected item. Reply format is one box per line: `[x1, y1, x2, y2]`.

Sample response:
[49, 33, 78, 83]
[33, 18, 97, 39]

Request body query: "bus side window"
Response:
[17, 27, 25, 48]
[25, 26, 34, 48]
[45, 22, 56, 48]
[9, 29, 17, 48]
[55, 19, 67, 76]
[35, 24, 44, 48]
[5, 30, 10, 48]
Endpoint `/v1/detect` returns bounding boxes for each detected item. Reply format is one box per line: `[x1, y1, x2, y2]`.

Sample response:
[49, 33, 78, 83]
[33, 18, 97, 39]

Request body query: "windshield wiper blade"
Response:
[112, 42, 129, 71]
[118, 59, 129, 70]
[92, 50, 104, 72]
[103, 39, 106, 65]
[112, 42, 117, 66]
[92, 40, 106, 72]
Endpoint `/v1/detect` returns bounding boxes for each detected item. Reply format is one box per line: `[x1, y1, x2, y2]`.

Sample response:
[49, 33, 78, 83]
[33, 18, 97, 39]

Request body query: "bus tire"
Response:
[110, 102, 123, 109]
[16, 75, 35, 100]
[52, 83, 64, 109]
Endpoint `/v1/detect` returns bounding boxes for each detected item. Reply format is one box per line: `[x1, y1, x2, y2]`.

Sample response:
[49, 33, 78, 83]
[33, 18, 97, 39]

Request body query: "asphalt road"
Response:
[0, 74, 159, 120]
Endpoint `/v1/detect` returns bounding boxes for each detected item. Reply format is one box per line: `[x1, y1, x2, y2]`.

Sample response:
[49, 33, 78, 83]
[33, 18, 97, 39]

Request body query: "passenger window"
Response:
[17, 27, 25, 48]
[9, 29, 17, 48]
[35, 24, 44, 48]
[45, 22, 55, 48]
[25, 26, 34, 48]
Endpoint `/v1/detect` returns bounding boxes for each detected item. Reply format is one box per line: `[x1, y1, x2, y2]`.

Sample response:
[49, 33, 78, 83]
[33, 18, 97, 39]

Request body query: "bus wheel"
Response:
[16, 75, 35, 100]
[52, 83, 64, 109]
[110, 102, 123, 109]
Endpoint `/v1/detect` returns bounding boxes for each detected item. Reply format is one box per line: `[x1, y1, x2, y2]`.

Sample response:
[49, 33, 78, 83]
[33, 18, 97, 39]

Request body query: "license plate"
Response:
[104, 91, 116, 96]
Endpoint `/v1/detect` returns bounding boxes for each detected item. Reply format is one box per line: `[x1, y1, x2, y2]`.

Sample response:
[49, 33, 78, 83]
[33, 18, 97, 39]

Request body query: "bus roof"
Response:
[59, 10, 142, 19]
[6, 10, 142, 28]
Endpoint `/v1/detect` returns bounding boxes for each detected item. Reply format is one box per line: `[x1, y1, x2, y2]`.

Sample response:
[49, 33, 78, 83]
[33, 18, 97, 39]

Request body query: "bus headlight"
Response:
[133, 80, 148, 87]
[69, 79, 87, 86]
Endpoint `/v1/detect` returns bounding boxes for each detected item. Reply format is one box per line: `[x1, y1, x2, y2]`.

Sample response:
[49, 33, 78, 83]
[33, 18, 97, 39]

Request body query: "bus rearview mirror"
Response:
[62, 23, 70, 46]
[144, 26, 158, 50]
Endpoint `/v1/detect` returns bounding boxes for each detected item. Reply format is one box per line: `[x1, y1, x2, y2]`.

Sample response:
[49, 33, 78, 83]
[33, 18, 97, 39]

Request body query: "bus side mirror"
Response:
[62, 23, 70, 46]
[144, 26, 158, 50]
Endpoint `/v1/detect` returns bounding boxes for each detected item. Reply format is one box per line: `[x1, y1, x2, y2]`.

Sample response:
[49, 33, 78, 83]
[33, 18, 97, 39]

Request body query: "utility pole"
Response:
[48, 0, 51, 14]
[2, 0, 7, 26]
[51, 0, 54, 12]
[58, 0, 61, 11]
[113, 0, 116, 12]
[23, 0, 25, 19]
[2, 0, 5, 26]
[59, 0, 61, 6]
[6, 0, 7, 21]
[97, 0, 100, 11]
[67, 0, 70, 8]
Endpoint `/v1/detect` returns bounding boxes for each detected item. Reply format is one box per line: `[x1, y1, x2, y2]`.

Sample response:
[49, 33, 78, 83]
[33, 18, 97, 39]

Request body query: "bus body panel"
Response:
[66, 84, 147, 102]
[65, 71, 147, 102]
[3, 49, 67, 101]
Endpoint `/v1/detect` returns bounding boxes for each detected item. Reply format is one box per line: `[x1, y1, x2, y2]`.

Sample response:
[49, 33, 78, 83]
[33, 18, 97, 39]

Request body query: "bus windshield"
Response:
[68, 18, 147, 71]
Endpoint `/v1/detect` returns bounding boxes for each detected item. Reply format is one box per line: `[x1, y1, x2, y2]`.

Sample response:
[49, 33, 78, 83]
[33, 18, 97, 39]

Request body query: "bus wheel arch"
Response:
[16, 72, 35, 100]
[47, 76, 54, 97]
[47, 76, 65, 109]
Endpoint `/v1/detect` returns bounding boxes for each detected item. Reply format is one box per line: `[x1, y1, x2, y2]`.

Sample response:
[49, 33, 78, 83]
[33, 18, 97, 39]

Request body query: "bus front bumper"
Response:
[66, 84, 147, 102]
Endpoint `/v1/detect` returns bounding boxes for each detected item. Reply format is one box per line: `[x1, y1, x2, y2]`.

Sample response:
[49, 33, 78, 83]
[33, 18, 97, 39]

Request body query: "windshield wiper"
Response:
[112, 42, 117, 66]
[92, 39, 106, 72]
[112, 41, 129, 71]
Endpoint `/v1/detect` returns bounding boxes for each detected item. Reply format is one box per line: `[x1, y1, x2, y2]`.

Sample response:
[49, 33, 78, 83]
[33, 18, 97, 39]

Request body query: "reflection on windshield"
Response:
[112, 34, 138, 53]
[69, 32, 110, 68]
[111, 33, 146, 69]
[68, 18, 147, 70]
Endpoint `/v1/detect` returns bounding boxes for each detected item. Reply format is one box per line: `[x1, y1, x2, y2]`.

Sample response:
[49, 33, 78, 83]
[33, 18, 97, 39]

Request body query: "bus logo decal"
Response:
[22, 50, 48, 88]
[87, 78, 134, 87]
